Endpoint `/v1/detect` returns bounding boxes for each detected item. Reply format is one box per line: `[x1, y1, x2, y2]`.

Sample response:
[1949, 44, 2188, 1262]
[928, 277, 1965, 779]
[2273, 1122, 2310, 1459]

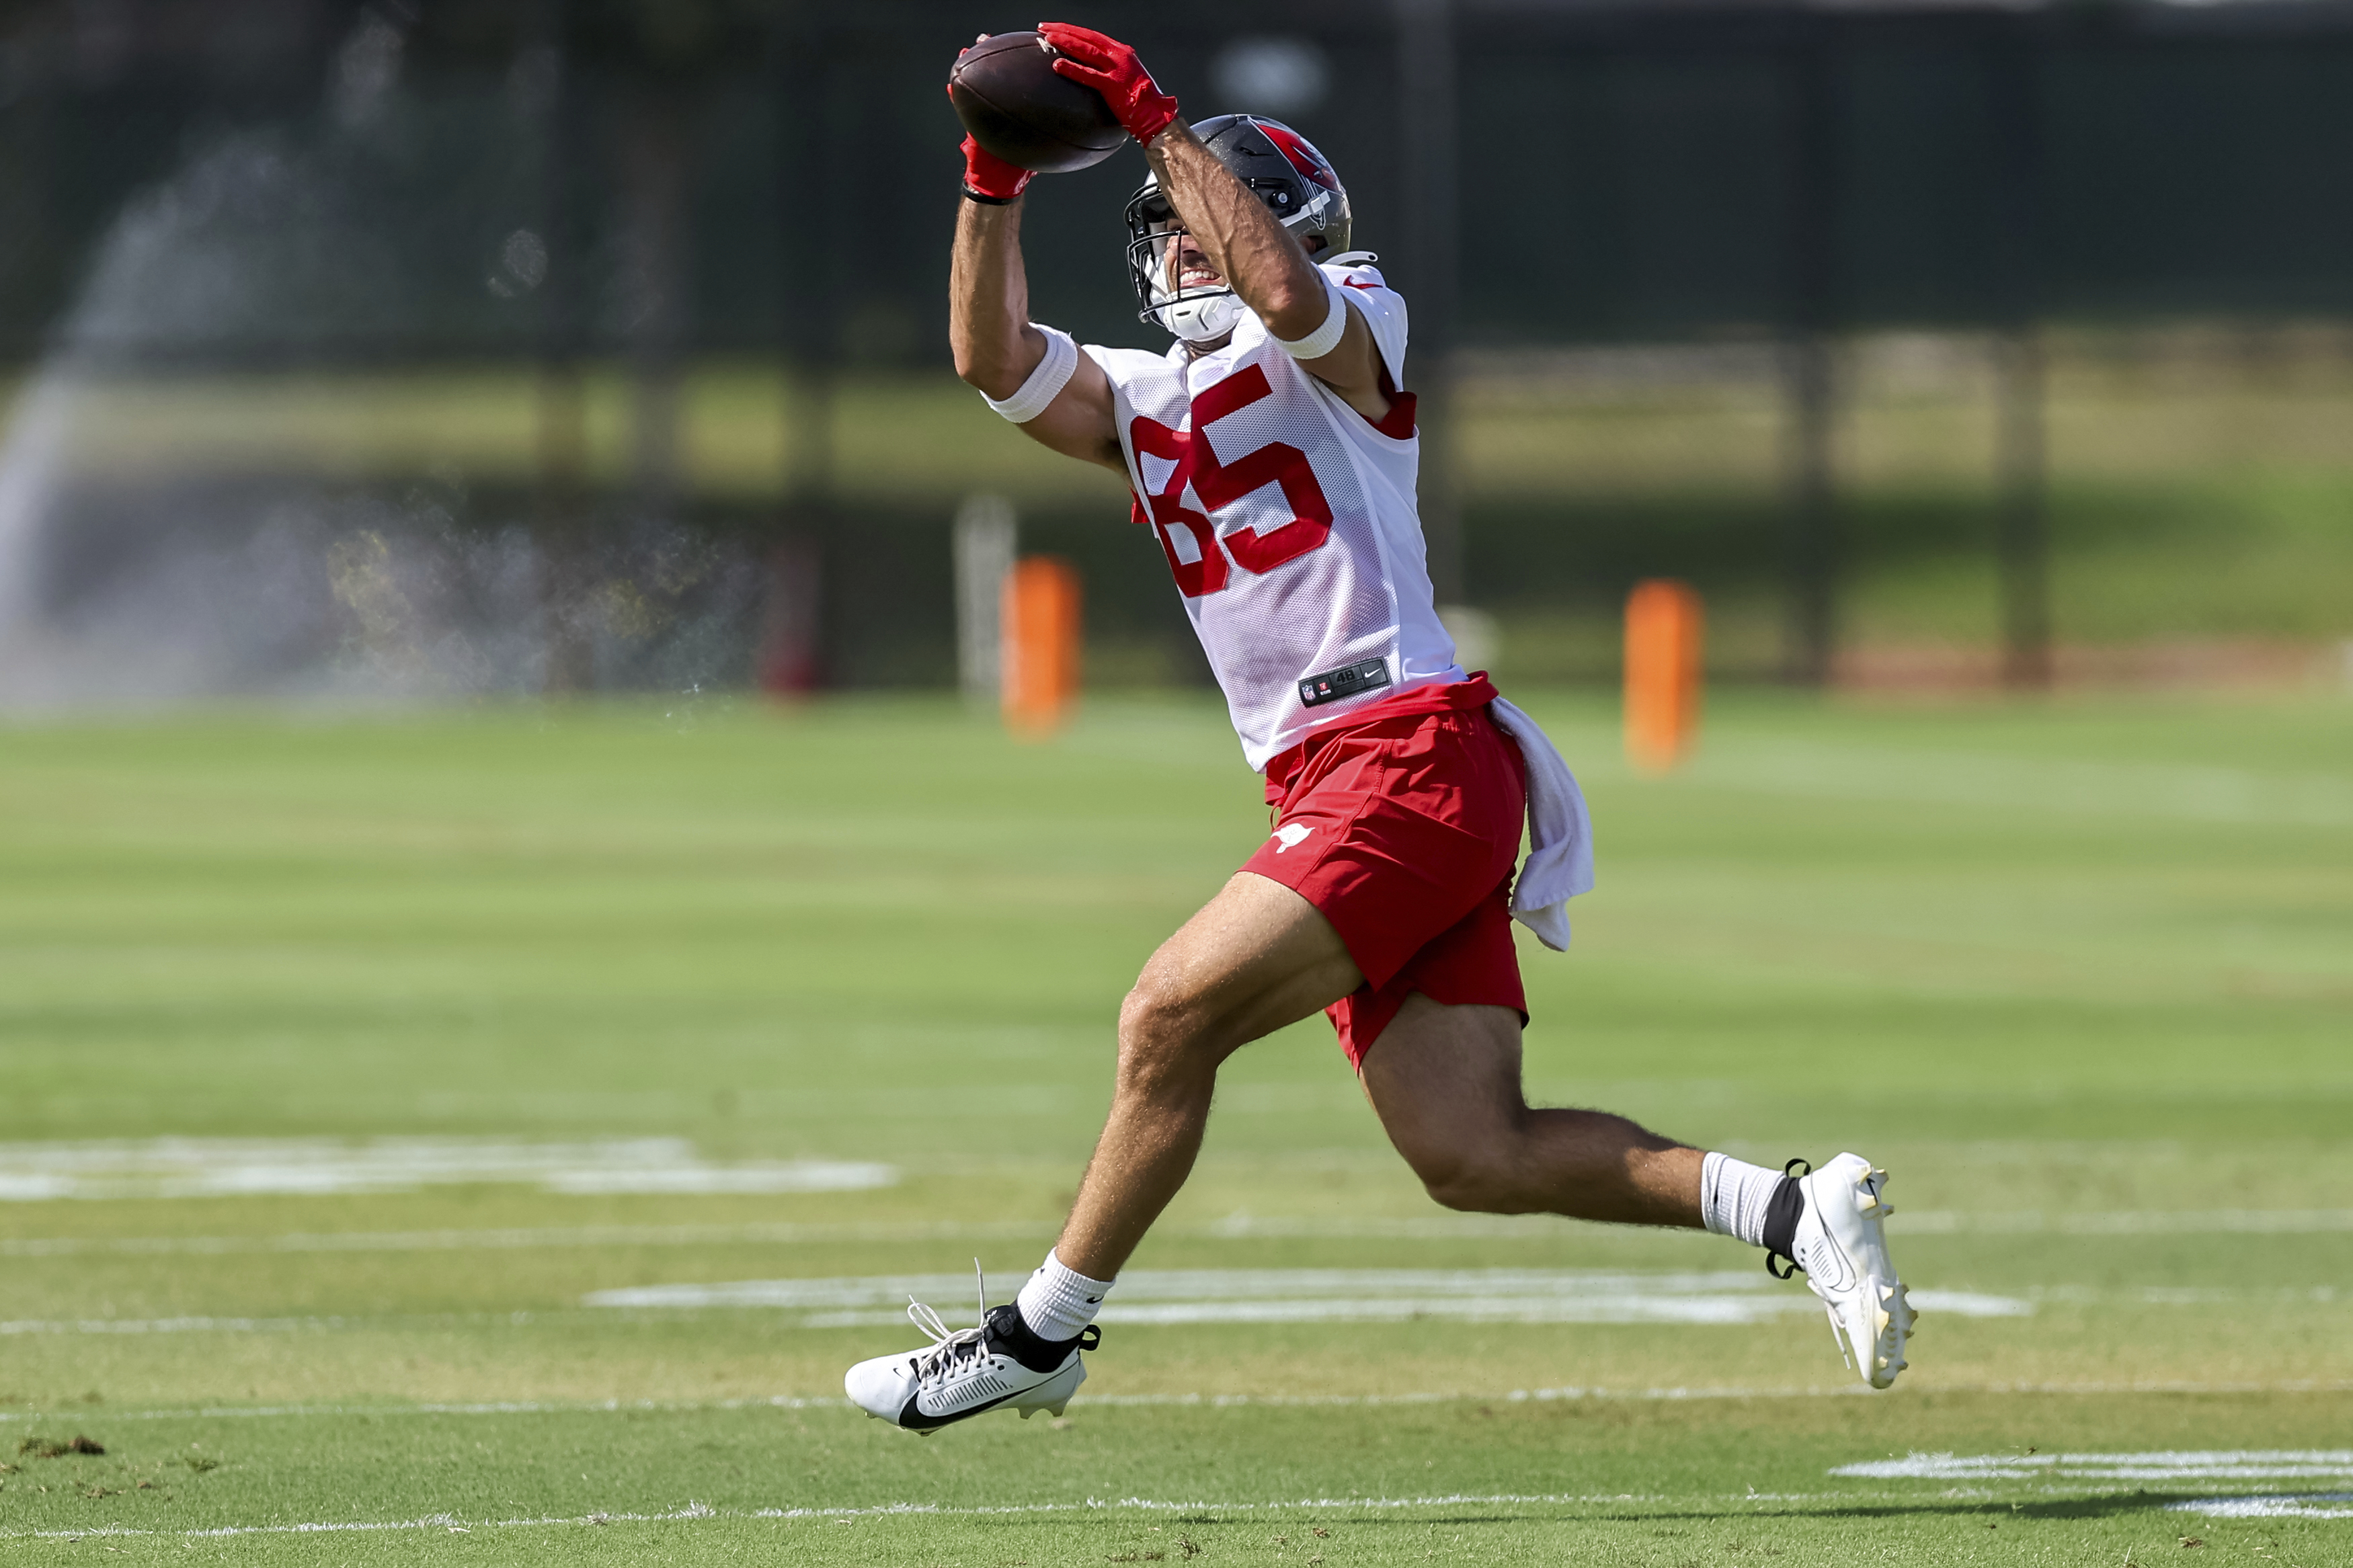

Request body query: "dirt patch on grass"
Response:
[17, 1435, 104, 1458]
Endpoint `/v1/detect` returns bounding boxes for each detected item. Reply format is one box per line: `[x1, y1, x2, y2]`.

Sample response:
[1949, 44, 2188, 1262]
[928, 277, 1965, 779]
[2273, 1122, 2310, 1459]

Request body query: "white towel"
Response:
[1487, 696, 1595, 952]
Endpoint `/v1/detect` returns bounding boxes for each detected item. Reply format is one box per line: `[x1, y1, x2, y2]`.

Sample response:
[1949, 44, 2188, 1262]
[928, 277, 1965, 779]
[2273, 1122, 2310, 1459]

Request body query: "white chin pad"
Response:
[1163, 292, 1242, 343]
[1147, 246, 1242, 343]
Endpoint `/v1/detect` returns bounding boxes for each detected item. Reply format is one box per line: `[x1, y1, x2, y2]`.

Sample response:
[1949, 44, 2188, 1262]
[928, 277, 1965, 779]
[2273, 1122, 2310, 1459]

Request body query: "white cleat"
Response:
[1776, 1152, 1916, 1390]
[843, 1300, 1096, 1434]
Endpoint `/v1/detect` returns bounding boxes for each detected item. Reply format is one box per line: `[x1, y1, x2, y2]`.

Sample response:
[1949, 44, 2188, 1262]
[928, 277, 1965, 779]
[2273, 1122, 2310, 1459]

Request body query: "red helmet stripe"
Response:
[1254, 121, 1340, 192]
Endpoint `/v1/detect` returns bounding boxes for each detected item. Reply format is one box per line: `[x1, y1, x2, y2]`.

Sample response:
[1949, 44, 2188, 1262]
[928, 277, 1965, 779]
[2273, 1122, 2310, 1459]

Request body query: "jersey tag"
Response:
[1298, 658, 1391, 708]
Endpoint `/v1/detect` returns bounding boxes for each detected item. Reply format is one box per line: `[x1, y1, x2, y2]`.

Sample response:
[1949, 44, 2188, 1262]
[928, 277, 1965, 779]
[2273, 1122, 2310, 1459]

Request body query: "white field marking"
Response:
[2032, 1284, 2344, 1307]
[15, 1207, 2346, 1257]
[581, 1268, 2034, 1324]
[1219, 1205, 2353, 1243]
[0, 1397, 859, 1423]
[801, 1291, 2030, 1329]
[1207, 1213, 1595, 1239]
[2169, 1493, 2353, 1520]
[588, 1267, 1790, 1307]
[0, 1310, 547, 1336]
[1, 1219, 1058, 1259]
[1, 1315, 342, 1335]
[1895, 1208, 2353, 1236]
[19, 1278, 2312, 1339]
[0, 1137, 894, 1201]
[1832, 1450, 2353, 1485]
[0, 1305, 1850, 1337]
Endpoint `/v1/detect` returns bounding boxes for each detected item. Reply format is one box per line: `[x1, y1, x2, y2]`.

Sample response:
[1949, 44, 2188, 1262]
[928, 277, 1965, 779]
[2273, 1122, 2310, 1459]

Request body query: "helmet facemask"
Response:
[1124, 186, 1246, 344]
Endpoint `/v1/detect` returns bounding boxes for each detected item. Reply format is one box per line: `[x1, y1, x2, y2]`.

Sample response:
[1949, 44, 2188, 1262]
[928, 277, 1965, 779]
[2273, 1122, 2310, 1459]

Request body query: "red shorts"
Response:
[1242, 675, 1528, 1069]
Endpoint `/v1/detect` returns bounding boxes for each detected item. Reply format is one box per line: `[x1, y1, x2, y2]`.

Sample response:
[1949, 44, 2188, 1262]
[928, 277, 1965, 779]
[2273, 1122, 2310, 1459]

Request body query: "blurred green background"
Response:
[3, 0, 2351, 698]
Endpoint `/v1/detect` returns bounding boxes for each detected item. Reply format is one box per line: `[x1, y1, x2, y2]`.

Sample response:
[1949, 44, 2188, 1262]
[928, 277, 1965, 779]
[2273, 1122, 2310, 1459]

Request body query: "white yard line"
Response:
[0, 1311, 546, 1336]
[1, 1315, 347, 1335]
[1837, 1450, 2353, 1483]
[9, 1208, 2346, 1257]
[2171, 1493, 2353, 1520]
[1895, 1209, 2353, 1236]
[582, 1268, 2036, 1325]
[1832, 1453, 2353, 1522]
[1205, 1214, 1581, 1239]
[0, 1138, 895, 1201]
[0, 1396, 854, 1423]
[10, 1275, 2336, 1338]
[1, 1220, 1057, 1257]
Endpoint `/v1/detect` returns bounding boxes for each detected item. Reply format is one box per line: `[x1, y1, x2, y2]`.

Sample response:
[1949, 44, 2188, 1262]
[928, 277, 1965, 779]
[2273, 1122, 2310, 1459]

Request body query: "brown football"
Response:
[949, 30, 1125, 175]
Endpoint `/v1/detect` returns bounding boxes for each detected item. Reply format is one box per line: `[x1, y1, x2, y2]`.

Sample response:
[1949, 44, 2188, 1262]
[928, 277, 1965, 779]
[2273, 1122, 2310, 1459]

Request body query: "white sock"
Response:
[1014, 1249, 1113, 1342]
[1700, 1152, 1784, 1248]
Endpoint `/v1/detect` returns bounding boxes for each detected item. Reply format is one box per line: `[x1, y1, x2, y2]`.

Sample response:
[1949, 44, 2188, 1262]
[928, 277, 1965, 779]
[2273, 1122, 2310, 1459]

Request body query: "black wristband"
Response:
[961, 183, 1020, 206]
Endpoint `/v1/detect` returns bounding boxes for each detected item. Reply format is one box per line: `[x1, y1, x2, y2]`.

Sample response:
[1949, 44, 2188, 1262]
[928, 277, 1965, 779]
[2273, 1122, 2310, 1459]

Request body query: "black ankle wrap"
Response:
[991, 1303, 1096, 1373]
[1761, 1158, 1810, 1277]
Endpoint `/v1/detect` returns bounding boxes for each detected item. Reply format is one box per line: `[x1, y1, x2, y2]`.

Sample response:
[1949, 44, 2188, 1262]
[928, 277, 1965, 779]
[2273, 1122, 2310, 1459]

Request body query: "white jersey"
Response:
[1082, 261, 1464, 772]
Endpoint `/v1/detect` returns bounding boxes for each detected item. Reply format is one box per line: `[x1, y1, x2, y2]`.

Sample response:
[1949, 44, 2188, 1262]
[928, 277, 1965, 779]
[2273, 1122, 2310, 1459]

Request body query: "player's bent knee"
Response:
[1406, 1149, 1533, 1214]
[1113, 977, 1219, 1096]
[1420, 1169, 1525, 1214]
[1116, 974, 1189, 1048]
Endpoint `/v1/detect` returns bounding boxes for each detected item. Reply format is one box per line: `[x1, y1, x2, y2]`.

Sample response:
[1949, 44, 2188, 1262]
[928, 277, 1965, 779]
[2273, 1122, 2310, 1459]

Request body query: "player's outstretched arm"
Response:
[1038, 23, 1388, 419]
[1144, 124, 1388, 419]
[949, 160, 1122, 472]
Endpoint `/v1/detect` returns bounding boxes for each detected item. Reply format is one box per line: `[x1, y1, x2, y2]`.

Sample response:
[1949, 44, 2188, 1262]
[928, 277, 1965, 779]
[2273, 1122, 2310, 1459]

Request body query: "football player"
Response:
[845, 22, 1913, 1432]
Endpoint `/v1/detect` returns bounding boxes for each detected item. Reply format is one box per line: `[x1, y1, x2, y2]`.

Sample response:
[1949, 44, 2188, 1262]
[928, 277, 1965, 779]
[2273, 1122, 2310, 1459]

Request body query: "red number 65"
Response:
[1129, 364, 1332, 597]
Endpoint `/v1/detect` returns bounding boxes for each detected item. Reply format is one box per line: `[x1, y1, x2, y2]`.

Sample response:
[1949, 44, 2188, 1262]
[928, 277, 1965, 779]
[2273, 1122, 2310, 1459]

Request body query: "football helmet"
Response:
[1124, 114, 1354, 343]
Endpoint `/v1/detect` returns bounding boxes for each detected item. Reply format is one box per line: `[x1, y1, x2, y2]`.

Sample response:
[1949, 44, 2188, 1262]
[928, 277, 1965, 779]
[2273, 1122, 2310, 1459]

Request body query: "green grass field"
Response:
[3, 692, 2350, 1563]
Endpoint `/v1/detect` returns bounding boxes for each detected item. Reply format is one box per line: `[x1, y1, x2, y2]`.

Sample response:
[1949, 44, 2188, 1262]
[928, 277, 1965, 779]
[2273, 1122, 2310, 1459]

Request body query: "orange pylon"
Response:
[1624, 579, 1704, 773]
[1002, 556, 1081, 737]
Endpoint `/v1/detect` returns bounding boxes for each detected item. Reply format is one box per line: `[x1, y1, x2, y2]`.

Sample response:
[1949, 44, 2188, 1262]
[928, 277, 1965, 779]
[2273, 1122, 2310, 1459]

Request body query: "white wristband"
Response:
[1273, 280, 1348, 360]
[982, 327, 1079, 423]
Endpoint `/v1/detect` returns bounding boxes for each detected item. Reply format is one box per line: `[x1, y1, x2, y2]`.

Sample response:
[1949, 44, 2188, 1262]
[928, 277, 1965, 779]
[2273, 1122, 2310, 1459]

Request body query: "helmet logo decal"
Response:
[1252, 120, 1341, 192]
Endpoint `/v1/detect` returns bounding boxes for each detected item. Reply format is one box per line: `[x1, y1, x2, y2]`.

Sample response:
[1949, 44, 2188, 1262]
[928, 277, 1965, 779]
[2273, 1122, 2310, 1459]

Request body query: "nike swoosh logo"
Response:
[899, 1383, 1023, 1432]
[1806, 1245, 1856, 1293]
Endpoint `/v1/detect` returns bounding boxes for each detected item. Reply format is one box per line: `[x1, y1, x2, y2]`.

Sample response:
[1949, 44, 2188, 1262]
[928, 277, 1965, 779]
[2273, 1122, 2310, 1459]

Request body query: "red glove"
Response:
[950, 36, 1033, 202]
[1037, 22, 1179, 147]
[959, 130, 1032, 203]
